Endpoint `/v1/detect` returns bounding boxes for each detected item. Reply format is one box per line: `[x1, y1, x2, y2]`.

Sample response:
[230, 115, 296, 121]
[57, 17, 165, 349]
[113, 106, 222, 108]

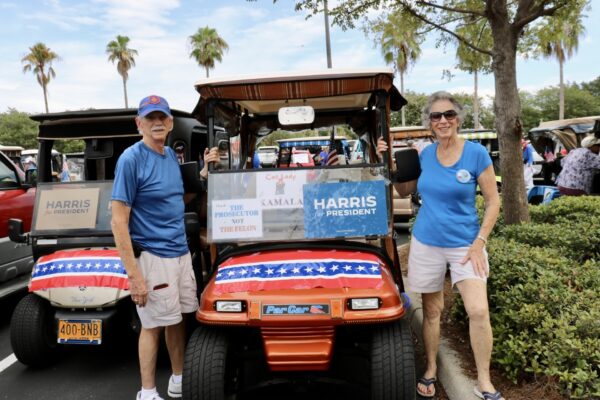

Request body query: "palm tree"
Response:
[189, 27, 229, 78]
[539, 17, 585, 119]
[455, 21, 492, 129]
[369, 12, 422, 126]
[21, 43, 60, 113]
[106, 35, 138, 108]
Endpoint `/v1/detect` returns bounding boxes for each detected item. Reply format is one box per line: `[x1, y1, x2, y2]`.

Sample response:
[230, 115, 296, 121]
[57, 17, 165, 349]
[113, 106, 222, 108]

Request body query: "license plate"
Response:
[58, 319, 102, 345]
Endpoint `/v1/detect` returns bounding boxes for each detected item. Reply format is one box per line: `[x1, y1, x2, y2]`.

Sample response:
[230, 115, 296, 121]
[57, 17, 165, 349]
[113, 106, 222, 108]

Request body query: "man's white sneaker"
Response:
[167, 376, 182, 398]
[136, 391, 164, 400]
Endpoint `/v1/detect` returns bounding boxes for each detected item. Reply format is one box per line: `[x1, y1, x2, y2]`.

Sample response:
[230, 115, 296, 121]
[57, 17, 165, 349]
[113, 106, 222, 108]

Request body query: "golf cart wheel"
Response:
[371, 318, 416, 400]
[183, 326, 235, 400]
[10, 293, 57, 367]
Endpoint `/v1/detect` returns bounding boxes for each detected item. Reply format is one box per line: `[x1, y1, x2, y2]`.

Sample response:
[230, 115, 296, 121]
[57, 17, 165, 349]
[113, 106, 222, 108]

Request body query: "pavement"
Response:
[405, 280, 480, 400]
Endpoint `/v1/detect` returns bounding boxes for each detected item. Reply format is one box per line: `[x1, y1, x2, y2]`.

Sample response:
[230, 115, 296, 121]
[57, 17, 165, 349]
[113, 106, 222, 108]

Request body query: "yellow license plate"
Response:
[58, 319, 102, 345]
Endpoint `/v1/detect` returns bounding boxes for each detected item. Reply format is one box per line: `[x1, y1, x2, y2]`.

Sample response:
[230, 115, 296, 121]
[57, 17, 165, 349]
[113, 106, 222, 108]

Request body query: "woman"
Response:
[555, 135, 600, 195]
[380, 91, 502, 399]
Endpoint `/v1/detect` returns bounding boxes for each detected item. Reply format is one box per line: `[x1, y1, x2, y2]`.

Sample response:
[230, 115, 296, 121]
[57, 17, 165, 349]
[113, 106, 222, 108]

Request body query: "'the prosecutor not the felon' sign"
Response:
[211, 198, 263, 240]
[303, 180, 388, 239]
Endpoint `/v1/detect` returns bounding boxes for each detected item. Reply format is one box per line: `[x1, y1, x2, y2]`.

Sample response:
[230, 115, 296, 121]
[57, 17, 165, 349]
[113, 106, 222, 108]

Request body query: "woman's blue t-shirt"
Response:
[412, 140, 492, 248]
[111, 141, 188, 258]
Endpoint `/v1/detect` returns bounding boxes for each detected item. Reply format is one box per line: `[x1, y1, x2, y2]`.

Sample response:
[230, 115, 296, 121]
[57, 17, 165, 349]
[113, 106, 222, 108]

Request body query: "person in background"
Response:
[23, 156, 37, 171]
[522, 138, 535, 191]
[319, 146, 329, 165]
[378, 91, 502, 400]
[555, 135, 600, 196]
[111, 95, 198, 400]
[252, 151, 261, 169]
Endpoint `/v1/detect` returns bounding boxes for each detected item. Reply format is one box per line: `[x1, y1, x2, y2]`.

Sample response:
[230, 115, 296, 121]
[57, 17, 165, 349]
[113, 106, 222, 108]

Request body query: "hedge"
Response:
[452, 196, 600, 399]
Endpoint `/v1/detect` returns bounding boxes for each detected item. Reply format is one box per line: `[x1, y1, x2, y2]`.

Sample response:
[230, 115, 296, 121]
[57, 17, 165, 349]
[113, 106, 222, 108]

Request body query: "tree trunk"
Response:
[559, 58, 564, 119]
[42, 82, 49, 113]
[206, 67, 210, 78]
[400, 71, 405, 126]
[122, 76, 129, 109]
[473, 70, 480, 129]
[490, 21, 530, 224]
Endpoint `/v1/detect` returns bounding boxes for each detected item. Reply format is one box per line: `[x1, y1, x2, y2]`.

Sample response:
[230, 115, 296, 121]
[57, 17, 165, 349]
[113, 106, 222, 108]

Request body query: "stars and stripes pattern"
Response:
[29, 249, 129, 292]
[326, 148, 339, 166]
[214, 250, 384, 294]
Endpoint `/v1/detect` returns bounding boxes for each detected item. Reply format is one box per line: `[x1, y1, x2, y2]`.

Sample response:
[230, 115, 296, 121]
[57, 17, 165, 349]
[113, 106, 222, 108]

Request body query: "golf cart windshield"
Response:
[30, 181, 113, 237]
[207, 166, 390, 243]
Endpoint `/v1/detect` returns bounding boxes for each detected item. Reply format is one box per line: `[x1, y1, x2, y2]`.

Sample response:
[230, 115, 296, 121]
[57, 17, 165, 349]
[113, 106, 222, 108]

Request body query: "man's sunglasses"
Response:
[429, 110, 458, 122]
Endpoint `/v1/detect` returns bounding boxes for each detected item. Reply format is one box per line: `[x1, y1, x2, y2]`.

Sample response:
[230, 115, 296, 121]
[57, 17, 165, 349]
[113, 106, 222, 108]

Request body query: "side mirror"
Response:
[8, 218, 28, 243]
[394, 149, 421, 183]
[184, 212, 199, 236]
[180, 162, 204, 193]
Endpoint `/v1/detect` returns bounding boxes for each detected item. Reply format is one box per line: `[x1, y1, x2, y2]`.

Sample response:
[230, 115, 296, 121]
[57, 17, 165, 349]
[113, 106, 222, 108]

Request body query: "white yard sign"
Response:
[211, 199, 263, 240]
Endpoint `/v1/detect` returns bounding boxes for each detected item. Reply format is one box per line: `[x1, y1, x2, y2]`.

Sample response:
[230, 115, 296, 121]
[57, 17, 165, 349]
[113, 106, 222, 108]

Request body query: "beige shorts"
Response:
[407, 236, 488, 293]
[135, 251, 199, 329]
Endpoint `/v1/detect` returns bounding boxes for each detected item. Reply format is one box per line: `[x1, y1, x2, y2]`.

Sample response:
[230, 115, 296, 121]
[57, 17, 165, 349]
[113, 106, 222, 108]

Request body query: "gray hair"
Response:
[421, 91, 466, 130]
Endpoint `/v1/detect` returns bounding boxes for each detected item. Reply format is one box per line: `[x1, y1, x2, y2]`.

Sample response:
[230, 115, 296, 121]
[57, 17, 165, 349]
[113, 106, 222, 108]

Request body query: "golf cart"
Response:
[7, 108, 210, 366]
[183, 69, 416, 399]
[528, 116, 600, 184]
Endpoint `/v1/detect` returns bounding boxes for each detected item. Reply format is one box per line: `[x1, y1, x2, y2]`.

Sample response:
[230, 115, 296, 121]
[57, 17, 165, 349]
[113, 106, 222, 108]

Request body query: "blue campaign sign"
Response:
[303, 180, 388, 239]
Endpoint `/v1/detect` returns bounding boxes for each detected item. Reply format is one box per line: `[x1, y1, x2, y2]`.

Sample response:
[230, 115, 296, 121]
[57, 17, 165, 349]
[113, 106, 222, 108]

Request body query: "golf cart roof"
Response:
[29, 108, 195, 140]
[529, 116, 600, 134]
[458, 129, 497, 140]
[390, 126, 433, 139]
[193, 69, 406, 117]
[276, 136, 348, 148]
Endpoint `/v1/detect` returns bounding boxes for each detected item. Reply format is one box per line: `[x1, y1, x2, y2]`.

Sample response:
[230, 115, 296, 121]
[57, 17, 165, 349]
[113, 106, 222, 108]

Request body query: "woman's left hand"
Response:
[376, 137, 388, 157]
[461, 240, 489, 278]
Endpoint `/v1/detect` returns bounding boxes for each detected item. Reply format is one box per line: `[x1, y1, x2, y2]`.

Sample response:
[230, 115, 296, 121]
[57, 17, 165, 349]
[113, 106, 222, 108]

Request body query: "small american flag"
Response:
[214, 249, 383, 294]
[29, 249, 129, 292]
[326, 148, 339, 166]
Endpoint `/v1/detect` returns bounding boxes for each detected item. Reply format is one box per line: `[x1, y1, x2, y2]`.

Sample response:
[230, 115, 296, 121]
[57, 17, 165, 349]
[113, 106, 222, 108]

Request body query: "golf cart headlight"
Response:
[349, 298, 380, 310]
[215, 301, 244, 312]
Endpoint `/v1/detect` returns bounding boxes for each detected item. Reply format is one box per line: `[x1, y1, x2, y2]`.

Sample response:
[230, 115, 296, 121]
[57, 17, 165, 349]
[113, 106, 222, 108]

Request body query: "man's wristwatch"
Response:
[476, 235, 487, 244]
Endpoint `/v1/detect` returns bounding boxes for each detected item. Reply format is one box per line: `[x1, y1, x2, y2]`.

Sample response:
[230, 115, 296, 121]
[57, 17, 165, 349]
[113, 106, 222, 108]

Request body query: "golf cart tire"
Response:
[371, 318, 416, 400]
[183, 326, 229, 400]
[10, 293, 57, 367]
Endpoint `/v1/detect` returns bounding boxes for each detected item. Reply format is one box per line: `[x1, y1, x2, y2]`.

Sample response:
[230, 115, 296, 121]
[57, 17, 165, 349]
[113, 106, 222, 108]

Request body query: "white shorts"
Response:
[407, 236, 487, 293]
[135, 251, 199, 329]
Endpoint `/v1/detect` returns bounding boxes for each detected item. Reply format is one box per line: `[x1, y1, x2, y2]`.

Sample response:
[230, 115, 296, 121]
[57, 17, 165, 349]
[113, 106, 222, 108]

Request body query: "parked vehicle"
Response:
[0, 144, 25, 168]
[276, 136, 351, 166]
[0, 150, 35, 298]
[7, 108, 212, 367]
[184, 69, 415, 399]
[528, 116, 600, 184]
[20, 149, 64, 181]
[256, 146, 278, 167]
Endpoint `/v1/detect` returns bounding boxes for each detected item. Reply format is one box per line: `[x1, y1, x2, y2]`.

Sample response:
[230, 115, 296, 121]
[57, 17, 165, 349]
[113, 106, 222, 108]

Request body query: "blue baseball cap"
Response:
[137, 95, 172, 117]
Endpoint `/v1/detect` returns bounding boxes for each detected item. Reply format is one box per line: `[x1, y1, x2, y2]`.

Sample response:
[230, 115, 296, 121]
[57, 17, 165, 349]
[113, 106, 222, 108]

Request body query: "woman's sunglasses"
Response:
[429, 110, 458, 122]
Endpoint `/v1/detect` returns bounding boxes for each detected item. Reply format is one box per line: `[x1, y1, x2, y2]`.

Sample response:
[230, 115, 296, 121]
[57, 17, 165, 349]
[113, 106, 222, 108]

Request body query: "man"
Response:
[111, 95, 198, 400]
[522, 138, 535, 191]
[555, 135, 600, 196]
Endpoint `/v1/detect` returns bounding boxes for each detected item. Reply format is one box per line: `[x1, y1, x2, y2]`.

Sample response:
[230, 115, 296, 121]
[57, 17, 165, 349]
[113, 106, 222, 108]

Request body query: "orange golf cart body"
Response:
[184, 69, 415, 399]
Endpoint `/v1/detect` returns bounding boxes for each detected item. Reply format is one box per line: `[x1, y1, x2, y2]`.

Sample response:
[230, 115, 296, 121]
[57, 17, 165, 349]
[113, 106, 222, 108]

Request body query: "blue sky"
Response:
[1, 0, 599, 114]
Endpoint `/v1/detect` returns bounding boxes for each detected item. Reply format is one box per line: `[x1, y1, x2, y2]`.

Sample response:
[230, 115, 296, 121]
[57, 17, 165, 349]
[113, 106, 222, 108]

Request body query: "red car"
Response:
[0, 150, 35, 298]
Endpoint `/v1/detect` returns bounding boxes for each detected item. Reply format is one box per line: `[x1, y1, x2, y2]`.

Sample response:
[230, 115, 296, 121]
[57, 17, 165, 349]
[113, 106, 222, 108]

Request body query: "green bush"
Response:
[454, 196, 600, 398]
